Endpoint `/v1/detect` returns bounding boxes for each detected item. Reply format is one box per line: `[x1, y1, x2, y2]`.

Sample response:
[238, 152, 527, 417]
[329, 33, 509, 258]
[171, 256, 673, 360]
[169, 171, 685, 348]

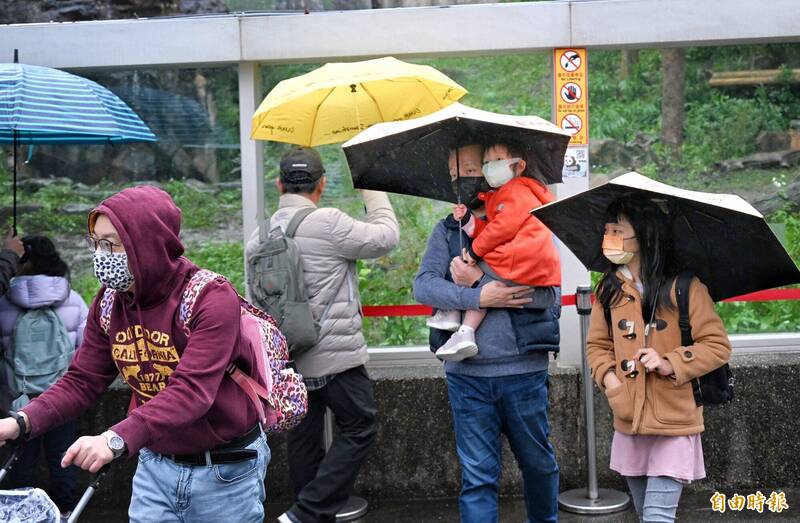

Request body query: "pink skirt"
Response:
[610, 431, 706, 483]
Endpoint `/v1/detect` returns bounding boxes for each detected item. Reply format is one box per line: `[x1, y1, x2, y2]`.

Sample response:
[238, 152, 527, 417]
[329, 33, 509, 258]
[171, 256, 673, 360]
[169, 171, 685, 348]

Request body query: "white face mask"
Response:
[482, 158, 521, 188]
[603, 249, 635, 265]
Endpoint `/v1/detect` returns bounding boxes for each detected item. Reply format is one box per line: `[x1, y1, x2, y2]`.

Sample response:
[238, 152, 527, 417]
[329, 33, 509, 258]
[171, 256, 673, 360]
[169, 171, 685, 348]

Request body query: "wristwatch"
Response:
[8, 411, 28, 441]
[101, 430, 126, 459]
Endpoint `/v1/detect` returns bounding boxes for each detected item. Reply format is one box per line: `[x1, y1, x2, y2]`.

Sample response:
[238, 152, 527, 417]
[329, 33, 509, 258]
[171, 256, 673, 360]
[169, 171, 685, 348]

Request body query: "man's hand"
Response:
[3, 229, 23, 257]
[450, 256, 484, 287]
[478, 281, 533, 308]
[453, 204, 468, 222]
[634, 347, 674, 376]
[62, 435, 114, 473]
[0, 417, 21, 446]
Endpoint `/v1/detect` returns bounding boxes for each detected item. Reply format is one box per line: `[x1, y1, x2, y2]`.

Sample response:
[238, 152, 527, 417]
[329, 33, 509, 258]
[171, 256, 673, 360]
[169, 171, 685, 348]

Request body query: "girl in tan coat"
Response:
[586, 196, 731, 522]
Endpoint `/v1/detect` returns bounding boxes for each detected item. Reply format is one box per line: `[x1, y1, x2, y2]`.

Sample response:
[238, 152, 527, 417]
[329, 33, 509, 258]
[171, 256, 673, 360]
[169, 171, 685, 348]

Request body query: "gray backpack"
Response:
[247, 208, 320, 356]
[1, 307, 73, 410]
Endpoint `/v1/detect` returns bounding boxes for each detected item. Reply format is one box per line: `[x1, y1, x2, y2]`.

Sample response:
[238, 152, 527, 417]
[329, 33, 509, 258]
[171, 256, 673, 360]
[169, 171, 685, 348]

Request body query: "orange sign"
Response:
[553, 48, 588, 146]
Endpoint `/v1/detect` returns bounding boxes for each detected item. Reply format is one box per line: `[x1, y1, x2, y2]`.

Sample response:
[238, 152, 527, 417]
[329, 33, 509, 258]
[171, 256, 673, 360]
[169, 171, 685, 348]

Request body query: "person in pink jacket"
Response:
[0, 186, 269, 523]
[0, 236, 88, 515]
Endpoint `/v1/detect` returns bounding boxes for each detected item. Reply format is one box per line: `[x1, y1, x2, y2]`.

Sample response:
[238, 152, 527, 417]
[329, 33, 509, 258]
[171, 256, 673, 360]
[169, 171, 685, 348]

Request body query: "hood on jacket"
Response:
[90, 185, 192, 308]
[7, 275, 70, 309]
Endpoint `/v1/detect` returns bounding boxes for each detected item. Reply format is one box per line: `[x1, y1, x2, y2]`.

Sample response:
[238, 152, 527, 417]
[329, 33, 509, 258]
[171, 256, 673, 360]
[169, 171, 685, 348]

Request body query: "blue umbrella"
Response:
[0, 50, 156, 231]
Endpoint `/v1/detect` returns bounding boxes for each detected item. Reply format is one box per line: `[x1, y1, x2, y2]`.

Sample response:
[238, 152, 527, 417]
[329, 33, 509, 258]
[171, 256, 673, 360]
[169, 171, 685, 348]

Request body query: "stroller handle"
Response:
[0, 442, 24, 484]
[67, 463, 112, 523]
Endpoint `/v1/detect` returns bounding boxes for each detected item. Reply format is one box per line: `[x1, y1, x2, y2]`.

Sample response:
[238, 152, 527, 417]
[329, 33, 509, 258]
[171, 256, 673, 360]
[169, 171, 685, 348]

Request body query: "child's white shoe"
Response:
[435, 326, 478, 361]
[427, 309, 461, 331]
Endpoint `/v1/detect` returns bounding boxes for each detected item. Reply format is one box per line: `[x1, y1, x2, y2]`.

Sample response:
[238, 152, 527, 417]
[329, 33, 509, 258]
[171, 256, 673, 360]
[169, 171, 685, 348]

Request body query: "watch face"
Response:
[110, 436, 124, 450]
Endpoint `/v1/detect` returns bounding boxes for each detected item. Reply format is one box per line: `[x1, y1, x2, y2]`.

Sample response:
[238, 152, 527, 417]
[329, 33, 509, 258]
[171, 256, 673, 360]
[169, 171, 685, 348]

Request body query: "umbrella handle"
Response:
[12, 129, 17, 235]
[455, 149, 464, 257]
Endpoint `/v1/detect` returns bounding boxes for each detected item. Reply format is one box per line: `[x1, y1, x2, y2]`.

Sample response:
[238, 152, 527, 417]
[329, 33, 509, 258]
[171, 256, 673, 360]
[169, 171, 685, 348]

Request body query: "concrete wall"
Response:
[14, 352, 800, 512]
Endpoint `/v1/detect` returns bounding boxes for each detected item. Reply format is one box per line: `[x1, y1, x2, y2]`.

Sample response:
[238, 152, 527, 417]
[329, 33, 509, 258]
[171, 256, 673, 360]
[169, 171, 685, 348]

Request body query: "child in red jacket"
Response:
[432, 142, 562, 360]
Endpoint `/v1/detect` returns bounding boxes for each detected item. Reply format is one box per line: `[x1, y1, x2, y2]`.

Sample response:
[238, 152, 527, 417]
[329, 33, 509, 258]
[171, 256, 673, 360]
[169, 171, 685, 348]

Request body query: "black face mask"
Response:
[451, 177, 490, 209]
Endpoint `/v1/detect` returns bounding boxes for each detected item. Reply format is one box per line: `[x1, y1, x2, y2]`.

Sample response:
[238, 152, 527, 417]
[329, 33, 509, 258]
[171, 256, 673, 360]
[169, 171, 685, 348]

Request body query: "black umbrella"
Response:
[532, 171, 800, 301]
[342, 102, 572, 203]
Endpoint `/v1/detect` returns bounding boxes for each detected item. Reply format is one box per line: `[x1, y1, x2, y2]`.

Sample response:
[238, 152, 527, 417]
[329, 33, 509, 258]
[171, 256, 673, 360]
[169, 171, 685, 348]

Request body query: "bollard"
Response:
[324, 408, 368, 522]
[558, 285, 630, 514]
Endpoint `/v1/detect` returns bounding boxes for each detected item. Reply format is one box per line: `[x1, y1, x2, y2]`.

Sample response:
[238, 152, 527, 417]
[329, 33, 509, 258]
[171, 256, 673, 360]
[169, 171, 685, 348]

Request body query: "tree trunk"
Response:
[619, 49, 639, 80]
[661, 48, 686, 155]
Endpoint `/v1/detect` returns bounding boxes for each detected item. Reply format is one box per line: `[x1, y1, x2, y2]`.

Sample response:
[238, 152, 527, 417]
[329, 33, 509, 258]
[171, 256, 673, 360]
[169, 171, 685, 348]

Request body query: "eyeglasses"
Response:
[84, 235, 124, 254]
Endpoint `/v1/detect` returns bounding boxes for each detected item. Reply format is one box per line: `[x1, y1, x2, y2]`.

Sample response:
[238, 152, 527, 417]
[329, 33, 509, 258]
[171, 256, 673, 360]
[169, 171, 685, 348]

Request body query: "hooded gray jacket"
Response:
[247, 191, 399, 378]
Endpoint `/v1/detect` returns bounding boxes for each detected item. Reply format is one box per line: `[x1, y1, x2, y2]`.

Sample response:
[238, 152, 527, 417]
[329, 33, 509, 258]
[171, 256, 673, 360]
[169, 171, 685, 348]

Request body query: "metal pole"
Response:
[0, 443, 22, 484]
[324, 408, 368, 522]
[12, 128, 17, 235]
[67, 465, 109, 523]
[558, 285, 630, 514]
[578, 285, 599, 500]
[68, 485, 97, 523]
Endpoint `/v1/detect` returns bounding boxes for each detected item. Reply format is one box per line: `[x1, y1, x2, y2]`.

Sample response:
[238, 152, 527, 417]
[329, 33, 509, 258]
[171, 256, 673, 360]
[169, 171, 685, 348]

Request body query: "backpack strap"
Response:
[178, 269, 222, 335]
[674, 271, 694, 347]
[178, 269, 277, 426]
[675, 271, 704, 404]
[99, 288, 117, 335]
[285, 207, 317, 239]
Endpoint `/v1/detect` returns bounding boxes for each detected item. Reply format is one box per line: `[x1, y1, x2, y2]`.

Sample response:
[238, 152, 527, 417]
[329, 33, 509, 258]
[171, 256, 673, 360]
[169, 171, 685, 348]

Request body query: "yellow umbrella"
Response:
[250, 56, 467, 147]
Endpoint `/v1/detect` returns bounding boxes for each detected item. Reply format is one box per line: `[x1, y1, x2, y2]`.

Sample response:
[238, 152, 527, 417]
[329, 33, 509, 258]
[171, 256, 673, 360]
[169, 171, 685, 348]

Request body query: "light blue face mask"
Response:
[93, 251, 135, 291]
[481, 158, 521, 188]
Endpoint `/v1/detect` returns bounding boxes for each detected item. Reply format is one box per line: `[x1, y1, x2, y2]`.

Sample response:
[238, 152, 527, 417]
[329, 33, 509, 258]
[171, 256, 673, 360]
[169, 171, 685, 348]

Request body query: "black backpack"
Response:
[674, 272, 734, 407]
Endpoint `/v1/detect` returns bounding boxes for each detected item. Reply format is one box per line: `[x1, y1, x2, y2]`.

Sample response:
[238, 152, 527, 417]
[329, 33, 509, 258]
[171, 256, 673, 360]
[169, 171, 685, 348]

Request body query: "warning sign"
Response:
[561, 114, 582, 135]
[553, 48, 588, 146]
[559, 50, 582, 72]
[560, 82, 582, 103]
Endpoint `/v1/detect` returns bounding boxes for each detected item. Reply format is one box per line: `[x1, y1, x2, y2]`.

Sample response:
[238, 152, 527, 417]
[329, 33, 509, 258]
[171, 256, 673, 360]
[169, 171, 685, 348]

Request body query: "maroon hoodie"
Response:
[22, 186, 259, 455]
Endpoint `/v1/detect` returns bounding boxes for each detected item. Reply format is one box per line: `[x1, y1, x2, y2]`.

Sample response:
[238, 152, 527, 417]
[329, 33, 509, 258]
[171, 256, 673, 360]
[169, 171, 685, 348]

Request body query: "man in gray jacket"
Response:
[248, 147, 399, 523]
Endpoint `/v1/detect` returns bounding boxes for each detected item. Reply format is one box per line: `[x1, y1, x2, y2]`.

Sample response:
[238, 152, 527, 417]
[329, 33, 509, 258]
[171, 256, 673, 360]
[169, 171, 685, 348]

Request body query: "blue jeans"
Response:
[128, 431, 270, 523]
[626, 476, 683, 522]
[446, 370, 559, 523]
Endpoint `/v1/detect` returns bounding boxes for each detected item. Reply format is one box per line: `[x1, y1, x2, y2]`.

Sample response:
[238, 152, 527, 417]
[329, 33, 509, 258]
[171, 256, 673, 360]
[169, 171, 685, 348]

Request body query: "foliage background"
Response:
[5, 45, 799, 345]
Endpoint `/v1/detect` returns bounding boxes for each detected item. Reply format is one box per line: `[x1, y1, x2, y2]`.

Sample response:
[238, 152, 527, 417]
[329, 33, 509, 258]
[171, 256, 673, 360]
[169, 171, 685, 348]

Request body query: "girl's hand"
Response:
[603, 370, 623, 390]
[453, 204, 468, 221]
[461, 248, 476, 266]
[634, 347, 674, 376]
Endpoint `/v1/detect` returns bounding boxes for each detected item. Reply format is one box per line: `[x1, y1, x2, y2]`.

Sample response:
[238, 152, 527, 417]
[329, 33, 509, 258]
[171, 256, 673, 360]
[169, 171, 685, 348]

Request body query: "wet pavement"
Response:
[77, 488, 799, 522]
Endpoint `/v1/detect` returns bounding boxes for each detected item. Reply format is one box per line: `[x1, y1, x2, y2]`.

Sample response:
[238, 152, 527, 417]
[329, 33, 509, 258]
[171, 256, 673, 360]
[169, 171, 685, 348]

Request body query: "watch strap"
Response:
[9, 411, 28, 442]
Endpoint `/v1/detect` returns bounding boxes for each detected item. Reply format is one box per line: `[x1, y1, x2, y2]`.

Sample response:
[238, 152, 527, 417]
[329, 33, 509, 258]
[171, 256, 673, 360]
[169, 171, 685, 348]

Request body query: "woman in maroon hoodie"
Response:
[0, 186, 269, 523]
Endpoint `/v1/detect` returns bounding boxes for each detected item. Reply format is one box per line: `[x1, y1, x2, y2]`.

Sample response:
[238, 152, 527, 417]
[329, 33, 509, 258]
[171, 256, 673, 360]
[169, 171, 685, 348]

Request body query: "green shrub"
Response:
[185, 241, 245, 295]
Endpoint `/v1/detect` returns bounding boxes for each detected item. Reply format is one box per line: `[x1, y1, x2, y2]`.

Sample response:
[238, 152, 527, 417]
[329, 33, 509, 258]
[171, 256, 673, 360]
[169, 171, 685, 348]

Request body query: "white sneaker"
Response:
[277, 513, 294, 523]
[427, 309, 461, 331]
[435, 326, 479, 361]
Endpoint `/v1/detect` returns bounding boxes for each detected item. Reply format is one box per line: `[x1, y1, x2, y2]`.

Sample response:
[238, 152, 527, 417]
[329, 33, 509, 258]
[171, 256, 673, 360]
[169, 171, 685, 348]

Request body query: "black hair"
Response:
[483, 140, 549, 185]
[595, 196, 678, 323]
[279, 174, 323, 195]
[19, 236, 70, 278]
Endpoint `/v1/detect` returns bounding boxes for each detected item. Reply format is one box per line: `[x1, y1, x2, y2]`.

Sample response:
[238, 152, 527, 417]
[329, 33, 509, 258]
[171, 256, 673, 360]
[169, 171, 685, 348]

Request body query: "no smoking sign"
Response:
[561, 114, 583, 135]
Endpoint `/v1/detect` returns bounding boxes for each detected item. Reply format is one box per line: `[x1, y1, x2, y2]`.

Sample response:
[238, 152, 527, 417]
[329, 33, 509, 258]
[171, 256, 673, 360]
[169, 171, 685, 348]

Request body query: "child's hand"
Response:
[452, 204, 468, 221]
[461, 248, 476, 266]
